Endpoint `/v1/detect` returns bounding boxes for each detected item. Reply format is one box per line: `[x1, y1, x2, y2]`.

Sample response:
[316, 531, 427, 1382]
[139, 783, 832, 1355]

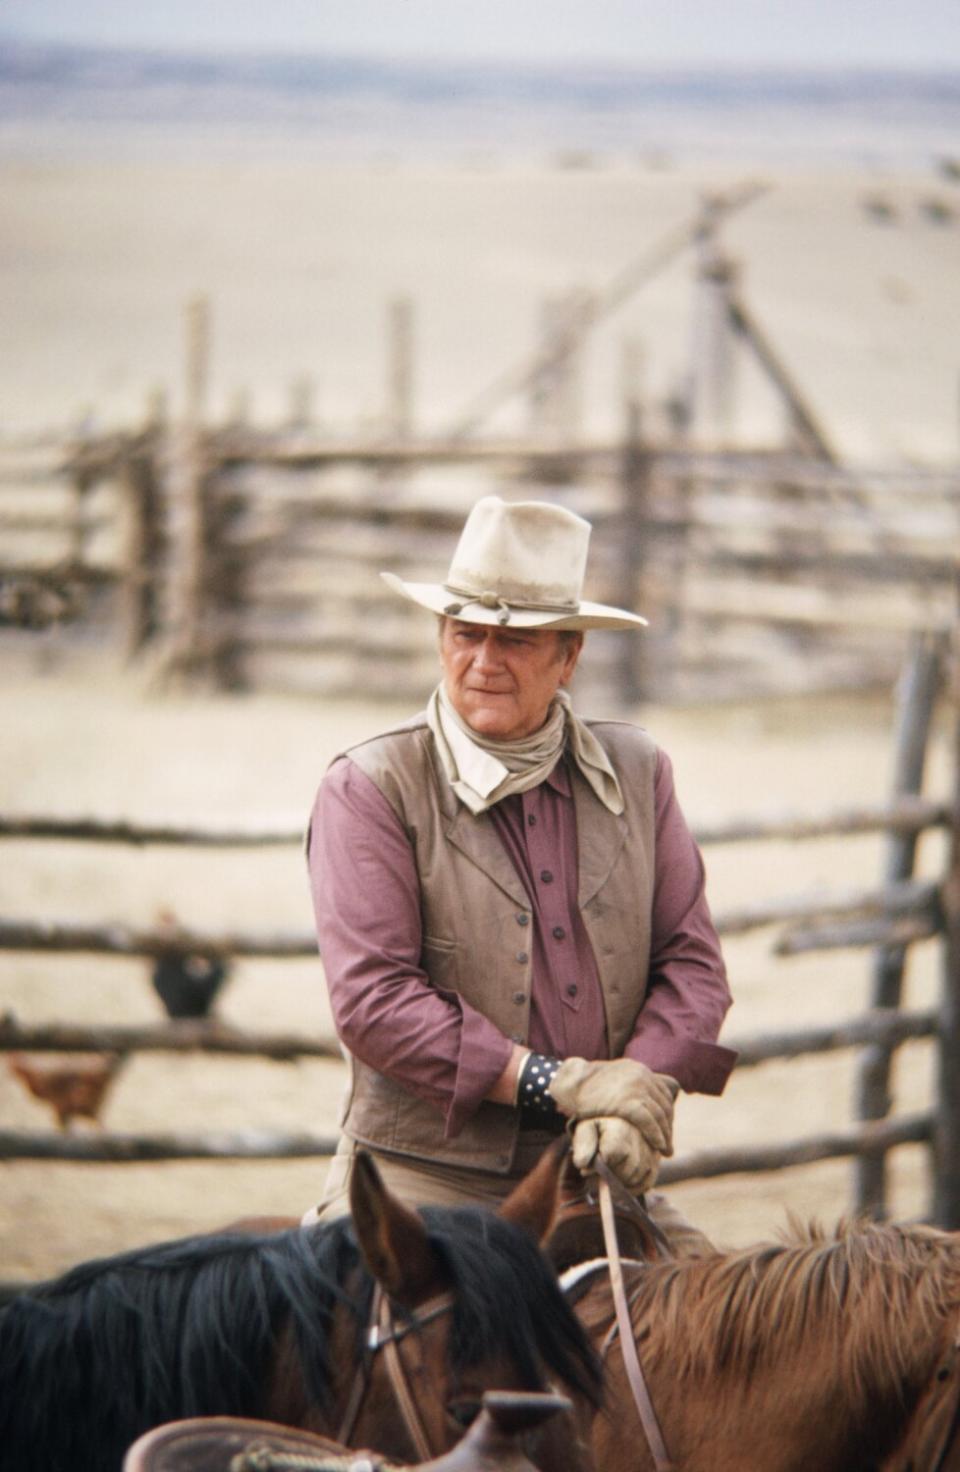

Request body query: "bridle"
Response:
[564, 1177, 960, 1472]
[337, 1283, 456, 1462]
[560, 1162, 675, 1472]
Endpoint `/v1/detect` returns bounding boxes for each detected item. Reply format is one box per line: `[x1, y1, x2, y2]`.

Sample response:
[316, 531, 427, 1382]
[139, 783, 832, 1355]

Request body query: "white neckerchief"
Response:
[426, 684, 624, 816]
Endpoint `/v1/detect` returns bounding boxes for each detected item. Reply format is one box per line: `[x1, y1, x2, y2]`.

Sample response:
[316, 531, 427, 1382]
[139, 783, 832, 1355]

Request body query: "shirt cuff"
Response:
[442, 994, 513, 1139]
[625, 1034, 738, 1096]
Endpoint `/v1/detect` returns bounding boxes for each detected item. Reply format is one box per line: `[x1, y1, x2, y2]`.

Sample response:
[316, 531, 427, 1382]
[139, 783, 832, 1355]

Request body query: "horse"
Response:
[563, 1214, 960, 1472]
[122, 1389, 574, 1472]
[0, 1147, 602, 1472]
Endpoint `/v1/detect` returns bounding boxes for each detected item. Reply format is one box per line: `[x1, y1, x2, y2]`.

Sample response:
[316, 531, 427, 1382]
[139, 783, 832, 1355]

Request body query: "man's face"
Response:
[439, 618, 582, 741]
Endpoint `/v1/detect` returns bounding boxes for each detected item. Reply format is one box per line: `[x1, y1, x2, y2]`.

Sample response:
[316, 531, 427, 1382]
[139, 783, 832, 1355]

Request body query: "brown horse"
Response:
[564, 1215, 960, 1472]
[0, 1148, 601, 1472]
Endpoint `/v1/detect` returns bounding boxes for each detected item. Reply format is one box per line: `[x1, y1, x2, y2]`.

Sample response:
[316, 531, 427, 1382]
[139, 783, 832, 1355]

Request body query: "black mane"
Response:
[0, 1208, 600, 1472]
[420, 1204, 602, 1404]
[0, 1220, 362, 1472]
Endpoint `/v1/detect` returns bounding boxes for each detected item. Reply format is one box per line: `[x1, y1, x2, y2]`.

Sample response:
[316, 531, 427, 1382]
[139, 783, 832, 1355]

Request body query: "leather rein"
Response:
[561, 1162, 675, 1472]
[336, 1283, 456, 1462]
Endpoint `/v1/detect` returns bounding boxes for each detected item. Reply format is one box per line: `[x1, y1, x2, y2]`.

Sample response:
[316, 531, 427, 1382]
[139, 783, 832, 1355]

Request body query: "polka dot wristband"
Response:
[517, 1051, 562, 1127]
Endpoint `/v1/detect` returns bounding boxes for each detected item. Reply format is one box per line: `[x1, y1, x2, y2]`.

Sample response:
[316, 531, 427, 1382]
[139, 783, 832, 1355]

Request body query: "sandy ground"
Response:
[1, 153, 959, 462]
[0, 135, 957, 1281]
[0, 639, 953, 1282]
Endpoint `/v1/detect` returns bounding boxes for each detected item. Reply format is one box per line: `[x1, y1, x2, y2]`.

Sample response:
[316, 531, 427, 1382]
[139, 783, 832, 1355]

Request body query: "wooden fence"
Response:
[2, 630, 958, 1228]
[1, 420, 958, 708]
[1, 230, 958, 706]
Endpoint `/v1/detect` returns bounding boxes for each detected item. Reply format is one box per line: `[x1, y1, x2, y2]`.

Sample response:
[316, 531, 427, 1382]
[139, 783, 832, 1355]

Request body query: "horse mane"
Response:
[583, 1218, 960, 1404]
[421, 1204, 602, 1406]
[0, 1206, 600, 1472]
[0, 1220, 364, 1472]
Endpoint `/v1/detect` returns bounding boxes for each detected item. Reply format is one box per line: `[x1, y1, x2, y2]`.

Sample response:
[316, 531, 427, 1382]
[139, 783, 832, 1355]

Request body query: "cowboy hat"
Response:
[381, 496, 647, 631]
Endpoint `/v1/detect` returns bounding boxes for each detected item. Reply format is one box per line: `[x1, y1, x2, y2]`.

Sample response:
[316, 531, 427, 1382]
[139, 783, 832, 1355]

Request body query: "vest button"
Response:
[540, 870, 554, 884]
[567, 983, 579, 998]
[516, 951, 529, 964]
[552, 926, 566, 940]
[517, 913, 530, 926]
[513, 991, 526, 1005]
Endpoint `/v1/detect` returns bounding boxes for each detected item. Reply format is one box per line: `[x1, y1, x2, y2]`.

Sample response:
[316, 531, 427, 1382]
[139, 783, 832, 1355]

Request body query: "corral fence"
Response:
[1, 236, 958, 708]
[2, 628, 960, 1249]
[2, 416, 958, 710]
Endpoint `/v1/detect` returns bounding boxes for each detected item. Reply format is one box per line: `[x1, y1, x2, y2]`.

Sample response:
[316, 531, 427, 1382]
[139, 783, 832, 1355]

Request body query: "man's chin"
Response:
[463, 703, 516, 738]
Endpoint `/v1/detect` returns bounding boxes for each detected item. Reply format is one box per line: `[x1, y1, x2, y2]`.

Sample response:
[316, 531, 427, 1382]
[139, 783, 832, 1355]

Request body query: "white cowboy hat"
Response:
[381, 496, 647, 631]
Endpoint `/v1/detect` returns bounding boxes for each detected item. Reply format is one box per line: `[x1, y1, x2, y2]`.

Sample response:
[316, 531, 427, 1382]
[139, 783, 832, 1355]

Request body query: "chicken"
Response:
[151, 950, 229, 1019]
[150, 909, 231, 1020]
[7, 1051, 124, 1130]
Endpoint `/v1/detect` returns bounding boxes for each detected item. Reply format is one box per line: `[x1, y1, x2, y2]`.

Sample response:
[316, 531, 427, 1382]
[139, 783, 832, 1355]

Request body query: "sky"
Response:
[3, 0, 959, 70]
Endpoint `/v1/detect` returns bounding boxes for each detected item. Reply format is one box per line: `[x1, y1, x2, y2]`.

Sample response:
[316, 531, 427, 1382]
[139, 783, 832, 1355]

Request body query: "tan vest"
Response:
[338, 714, 658, 1174]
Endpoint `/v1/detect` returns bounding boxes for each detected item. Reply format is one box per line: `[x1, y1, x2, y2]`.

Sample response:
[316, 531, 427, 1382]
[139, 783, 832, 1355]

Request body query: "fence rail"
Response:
[1, 628, 956, 1221]
[2, 422, 957, 705]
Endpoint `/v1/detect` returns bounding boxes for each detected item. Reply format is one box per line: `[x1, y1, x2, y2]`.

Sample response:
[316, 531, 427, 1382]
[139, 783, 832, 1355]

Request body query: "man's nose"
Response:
[473, 634, 505, 669]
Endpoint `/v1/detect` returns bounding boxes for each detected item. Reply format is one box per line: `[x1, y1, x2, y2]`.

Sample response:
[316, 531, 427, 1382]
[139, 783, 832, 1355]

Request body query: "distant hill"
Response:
[1, 39, 958, 166]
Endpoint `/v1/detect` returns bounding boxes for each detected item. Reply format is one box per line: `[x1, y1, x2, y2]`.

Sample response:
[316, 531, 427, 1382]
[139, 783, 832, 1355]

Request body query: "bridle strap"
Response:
[336, 1299, 375, 1449]
[336, 1283, 455, 1460]
[377, 1288, 435, 1463]
[596, 1165, 675, 1472]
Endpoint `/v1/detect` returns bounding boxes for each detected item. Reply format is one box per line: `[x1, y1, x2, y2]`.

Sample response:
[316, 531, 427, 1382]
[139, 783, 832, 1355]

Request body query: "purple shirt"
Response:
[307, 745, 735, 1137]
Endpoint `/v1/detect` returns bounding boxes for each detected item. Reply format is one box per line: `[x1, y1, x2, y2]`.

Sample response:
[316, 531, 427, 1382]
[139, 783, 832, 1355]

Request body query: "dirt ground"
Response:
[0, 640, 951, 1283]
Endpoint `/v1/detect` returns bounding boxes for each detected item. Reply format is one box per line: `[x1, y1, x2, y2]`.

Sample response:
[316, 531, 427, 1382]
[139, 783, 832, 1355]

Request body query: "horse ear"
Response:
[498, 1135, 568, 1243]
[349, 1150, 442, 1303]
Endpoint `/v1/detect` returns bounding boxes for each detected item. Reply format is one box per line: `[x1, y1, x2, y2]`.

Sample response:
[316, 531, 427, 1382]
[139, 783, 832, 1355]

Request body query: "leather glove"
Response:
[548, 1057, 679, 1155]
[570, 1116, 661, 1193]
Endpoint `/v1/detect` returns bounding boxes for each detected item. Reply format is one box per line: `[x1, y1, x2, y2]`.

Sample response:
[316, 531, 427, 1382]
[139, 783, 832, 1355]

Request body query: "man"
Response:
[304, 496, 736, 1246]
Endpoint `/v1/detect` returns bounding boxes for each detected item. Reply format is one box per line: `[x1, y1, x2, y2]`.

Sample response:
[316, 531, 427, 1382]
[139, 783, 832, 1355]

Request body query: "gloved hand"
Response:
[548, 1057, 679, 1155]
[570, 1116, 661, 1193]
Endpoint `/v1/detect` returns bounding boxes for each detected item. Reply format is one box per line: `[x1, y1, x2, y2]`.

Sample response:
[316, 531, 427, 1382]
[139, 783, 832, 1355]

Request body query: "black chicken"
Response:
[151, 949, 230, 1018]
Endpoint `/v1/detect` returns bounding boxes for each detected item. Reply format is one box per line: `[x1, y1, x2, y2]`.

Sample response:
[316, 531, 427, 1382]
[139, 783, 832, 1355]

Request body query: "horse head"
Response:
[0, 1143, 600, 1472]
[343, 1142, 601, 1470]
[544, 1153, 669, 1273]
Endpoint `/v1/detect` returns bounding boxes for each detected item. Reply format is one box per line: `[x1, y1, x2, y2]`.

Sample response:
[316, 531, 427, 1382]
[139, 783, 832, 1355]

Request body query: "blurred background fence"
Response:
[2, 361, 957, 709]
[3, 189, 958, 709]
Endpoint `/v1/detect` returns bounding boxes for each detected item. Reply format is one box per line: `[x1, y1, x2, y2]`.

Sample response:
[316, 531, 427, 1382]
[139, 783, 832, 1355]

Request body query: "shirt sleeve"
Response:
[306, 756, 513, 1136]
[623, 748, 738, 1095]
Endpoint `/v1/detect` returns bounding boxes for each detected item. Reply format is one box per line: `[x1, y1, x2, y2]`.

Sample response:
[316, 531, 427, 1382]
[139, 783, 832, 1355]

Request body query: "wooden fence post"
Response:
[161, 295, 213, 685]
[118, 439, 162, 661]
[287, 376, 315, 434]
[387, 296, 414, 440]
[935, 621, 960, 1227]
[854, 629, 945, 1216]
[687, 198, 738, 448]
[617, 400, 650, 704]
[528, 289, 590, 458]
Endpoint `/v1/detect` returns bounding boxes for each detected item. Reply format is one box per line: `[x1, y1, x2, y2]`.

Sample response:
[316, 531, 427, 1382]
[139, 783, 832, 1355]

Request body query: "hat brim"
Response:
[380, 572, 647, 630]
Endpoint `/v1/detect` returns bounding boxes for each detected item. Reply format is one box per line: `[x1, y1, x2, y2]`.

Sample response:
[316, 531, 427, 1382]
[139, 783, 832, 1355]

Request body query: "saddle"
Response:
[122, 1391, 573, 1472]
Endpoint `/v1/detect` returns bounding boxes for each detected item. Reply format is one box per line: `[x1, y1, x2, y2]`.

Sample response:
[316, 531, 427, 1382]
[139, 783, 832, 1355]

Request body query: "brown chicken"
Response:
[7, 1051, 125, 1130]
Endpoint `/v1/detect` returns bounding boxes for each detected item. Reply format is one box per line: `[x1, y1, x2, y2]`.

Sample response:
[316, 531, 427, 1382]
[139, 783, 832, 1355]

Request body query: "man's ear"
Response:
[559, 631, 584, 685]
